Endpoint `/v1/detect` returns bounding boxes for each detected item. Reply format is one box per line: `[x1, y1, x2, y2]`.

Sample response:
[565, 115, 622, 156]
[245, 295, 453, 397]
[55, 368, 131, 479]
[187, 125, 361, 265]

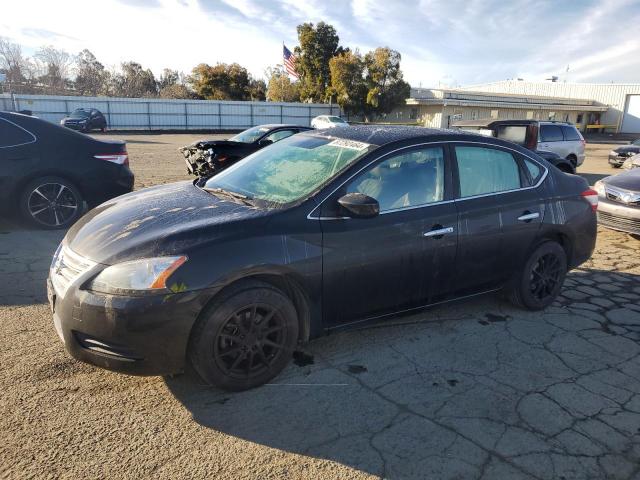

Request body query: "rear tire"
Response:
[188, 280, 299, 391]
[508, 241, 567, 310]
[19, 176, 83, 230]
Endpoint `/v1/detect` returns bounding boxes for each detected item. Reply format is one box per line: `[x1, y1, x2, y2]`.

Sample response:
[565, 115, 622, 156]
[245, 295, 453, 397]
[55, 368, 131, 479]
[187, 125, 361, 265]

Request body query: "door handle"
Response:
[423, 226, 454, 238]
[517, 212, 540, 222]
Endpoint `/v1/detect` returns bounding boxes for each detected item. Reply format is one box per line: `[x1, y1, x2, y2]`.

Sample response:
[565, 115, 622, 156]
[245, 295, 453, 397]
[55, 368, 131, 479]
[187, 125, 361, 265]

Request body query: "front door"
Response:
[320, 144, 458, 327]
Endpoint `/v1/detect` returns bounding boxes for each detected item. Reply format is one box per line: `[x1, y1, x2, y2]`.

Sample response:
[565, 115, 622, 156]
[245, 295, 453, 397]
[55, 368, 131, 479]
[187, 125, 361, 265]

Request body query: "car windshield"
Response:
[328, 116, 347, 124]
[71, 109, 90, 118]
[229, 126, 271, 143]
[204, 134, 375, 207]
[633, 139, 640, 146]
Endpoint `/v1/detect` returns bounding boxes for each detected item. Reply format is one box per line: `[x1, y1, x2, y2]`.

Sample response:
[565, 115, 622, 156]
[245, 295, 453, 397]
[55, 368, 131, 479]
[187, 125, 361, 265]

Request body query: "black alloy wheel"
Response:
[20, 177, 83, 229]
[508, 241, 567, 310]
[189, 280, 299, 391]
[214, 304, 288, 379]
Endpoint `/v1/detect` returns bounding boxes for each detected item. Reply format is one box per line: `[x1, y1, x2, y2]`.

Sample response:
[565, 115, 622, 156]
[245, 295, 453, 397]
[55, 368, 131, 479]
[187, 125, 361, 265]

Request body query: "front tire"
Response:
[508, 241, 567, 310]
[188, 280, 299, 391]
[19, 176, 83, 229]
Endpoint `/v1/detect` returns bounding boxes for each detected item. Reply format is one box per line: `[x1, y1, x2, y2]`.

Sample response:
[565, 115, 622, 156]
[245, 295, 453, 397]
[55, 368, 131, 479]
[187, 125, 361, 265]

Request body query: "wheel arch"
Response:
[192, 268, 313, 345]
[533, 230, 574, 267]
[13, 170, 85, 206]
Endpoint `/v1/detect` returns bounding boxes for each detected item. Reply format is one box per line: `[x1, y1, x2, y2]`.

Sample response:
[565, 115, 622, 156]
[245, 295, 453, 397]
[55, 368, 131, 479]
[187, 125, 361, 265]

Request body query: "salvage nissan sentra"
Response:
[48, 126, 598, 391]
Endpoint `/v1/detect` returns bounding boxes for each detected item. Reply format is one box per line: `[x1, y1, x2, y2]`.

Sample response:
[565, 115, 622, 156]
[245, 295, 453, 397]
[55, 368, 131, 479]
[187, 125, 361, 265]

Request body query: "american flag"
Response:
[283, 44, 298, 79]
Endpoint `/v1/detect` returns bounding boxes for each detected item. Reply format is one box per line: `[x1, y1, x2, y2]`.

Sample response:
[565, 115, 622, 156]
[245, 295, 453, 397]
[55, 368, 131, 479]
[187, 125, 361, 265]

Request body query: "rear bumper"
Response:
[597, 197, 640, 235]
[48, 277, 210, 376]
[85, 166, 134, 207]
[577, 152, 585, 167]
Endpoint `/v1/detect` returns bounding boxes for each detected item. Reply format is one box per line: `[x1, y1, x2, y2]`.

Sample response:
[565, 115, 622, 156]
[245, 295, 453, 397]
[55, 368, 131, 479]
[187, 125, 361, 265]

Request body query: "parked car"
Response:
[181, 124, 312, 178]
[60, 108, 107, 133]
[0, 111, 133, 229]
[594, 168, 640, 235]
[311, 115, 349, 129]
[48, 126, 597, 390]
[452, 119, 586, 170]
[609, 139, 640, 168]
[530, 149, 575, 174]
[622, 153, 640, 170]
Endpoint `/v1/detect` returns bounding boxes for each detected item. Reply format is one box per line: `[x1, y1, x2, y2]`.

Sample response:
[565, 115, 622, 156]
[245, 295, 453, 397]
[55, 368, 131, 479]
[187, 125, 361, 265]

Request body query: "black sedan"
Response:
[49, 126, 597, 390]
[60, 108, 107, 133]
[594, 168, 640, 235]
[608, 139, 640, 167]
[0, 111, 133, 229]
[180, 124, 312, 177]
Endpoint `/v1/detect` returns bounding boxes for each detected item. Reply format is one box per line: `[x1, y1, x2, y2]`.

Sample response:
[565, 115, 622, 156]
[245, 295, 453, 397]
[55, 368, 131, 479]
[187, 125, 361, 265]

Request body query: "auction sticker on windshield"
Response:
[328, 139, 370, 151]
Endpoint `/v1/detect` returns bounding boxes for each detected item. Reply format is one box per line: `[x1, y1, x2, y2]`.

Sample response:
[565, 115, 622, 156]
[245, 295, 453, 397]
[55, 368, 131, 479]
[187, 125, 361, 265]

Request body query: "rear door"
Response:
[538, 124, 566, 158]
[320, 143, 458, 326]
[451, 143, 544, 294]
[0, 118, 39, 196]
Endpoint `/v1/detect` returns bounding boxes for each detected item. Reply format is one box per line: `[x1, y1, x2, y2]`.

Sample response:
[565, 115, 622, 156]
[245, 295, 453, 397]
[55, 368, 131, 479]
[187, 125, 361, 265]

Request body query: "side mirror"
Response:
[337, 193, 380, 218]
[257, 139, 273, 147]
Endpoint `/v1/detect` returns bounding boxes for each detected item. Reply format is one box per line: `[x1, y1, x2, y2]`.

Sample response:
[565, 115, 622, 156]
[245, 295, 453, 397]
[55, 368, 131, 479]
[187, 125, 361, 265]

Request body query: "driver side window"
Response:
[346, 146, 445, 212]
[264, 129, 296, 143]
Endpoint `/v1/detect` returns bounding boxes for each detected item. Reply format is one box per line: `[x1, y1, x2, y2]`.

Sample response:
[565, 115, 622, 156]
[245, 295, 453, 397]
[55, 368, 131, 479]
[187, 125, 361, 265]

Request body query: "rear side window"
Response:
[495, 125, 527, 145]
[561, 126, 581, 141]
[540, 125, 563, 142]
[0, 119, 35, 148]
[455, 146, 521, 197]
[523, 158, 543, 185]
[264, 129, 296, 143]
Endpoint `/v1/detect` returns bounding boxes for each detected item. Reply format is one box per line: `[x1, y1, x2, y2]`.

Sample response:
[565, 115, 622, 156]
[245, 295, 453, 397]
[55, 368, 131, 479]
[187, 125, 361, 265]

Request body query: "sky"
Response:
[2, 0, 640, 88]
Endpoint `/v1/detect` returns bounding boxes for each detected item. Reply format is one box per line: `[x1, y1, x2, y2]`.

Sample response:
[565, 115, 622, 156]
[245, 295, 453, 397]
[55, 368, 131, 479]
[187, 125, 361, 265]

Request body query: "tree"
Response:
[36, 45, 74, 92]
[159, 83, 193, 99]
[189, 63, 253, 100]
[363, 47, 410, 117]
[294, 22, 343, 102]
[328, 50, 366, 115]
[248, 78, 266, 101]
[158, 68, 180, 90]
[75, 49, 106, 95]
[265, 66, 299, 102]
[110, 61, 157, 97]
[0, 37, 26, 85]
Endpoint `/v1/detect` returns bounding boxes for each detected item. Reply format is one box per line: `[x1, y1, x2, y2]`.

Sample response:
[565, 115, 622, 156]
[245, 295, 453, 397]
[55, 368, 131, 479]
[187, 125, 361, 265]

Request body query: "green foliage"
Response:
[265, 66, 300, 102]
[248, 78, 267, 101]
[109, 61, 158, 97]
[329, 47, 410, 119]
[189, 62, 262, 101]
[294, 22, 344, 102]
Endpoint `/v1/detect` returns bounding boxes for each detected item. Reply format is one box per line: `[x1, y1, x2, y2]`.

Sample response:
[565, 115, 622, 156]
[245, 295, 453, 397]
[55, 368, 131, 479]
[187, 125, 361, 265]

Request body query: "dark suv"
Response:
[48, 126, 598, 390]
[60, 108, 107, 133]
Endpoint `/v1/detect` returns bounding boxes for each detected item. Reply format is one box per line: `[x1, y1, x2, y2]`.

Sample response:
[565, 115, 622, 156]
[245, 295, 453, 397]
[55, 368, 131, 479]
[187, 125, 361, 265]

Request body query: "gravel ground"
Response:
[1, 136, 640, 479]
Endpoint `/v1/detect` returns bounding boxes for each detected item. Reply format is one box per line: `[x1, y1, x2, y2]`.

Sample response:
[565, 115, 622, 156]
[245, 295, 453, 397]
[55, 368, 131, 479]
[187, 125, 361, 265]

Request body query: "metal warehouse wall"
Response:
[461, 81, 640, 130]
[0, 94, 341, 130]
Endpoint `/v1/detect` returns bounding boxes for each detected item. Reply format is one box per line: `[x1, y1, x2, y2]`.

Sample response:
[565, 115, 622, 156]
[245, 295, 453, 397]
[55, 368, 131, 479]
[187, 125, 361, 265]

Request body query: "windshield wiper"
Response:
[204, 187, 254, 206]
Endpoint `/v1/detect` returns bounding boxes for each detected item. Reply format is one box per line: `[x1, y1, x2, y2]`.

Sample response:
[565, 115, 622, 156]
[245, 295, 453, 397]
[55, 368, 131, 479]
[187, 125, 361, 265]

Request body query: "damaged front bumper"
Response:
[47, 271, 207, 376]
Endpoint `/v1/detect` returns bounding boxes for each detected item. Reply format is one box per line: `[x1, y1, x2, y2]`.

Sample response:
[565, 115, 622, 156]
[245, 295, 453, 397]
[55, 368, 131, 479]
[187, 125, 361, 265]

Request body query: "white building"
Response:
[389, 81, 640, 134]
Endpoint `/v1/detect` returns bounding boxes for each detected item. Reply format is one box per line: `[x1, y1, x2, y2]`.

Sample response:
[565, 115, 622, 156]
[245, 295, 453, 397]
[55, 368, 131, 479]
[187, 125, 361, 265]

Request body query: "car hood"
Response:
[603, 168, 640, 192]
[66, 181, 270, 264]
[184, 139, 247, 150]
[614, 145, 640, 154]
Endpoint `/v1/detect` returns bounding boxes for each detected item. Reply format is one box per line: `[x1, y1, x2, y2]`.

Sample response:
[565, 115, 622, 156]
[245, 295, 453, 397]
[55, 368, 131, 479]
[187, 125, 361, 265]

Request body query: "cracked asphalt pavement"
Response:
[1, 136, 640, 479]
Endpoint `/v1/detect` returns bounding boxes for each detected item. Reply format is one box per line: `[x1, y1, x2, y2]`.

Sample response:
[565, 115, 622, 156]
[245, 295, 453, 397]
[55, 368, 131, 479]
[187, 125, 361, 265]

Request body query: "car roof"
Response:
[257, 124, 311, 130]
[302, 124, 478, 147]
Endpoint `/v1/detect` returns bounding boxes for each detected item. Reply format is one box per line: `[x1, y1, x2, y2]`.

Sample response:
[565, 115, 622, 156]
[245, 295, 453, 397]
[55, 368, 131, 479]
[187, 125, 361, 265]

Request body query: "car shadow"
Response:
[0, 218, 65, 306]
[164, 264, 640, 478]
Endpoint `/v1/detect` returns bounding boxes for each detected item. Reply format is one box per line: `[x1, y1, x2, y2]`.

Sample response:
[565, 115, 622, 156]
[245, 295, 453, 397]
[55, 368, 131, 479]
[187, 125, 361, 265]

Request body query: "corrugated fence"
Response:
[0, 94, 341, 130]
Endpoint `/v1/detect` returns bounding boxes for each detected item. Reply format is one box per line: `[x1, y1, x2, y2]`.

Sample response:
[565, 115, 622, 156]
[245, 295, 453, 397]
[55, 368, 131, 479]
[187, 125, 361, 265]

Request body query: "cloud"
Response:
[3, 0, 640, 86]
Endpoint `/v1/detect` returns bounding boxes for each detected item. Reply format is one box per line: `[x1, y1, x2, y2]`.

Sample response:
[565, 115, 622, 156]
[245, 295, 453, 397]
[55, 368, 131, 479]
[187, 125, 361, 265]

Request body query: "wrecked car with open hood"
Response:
[180, 124, 312, 177]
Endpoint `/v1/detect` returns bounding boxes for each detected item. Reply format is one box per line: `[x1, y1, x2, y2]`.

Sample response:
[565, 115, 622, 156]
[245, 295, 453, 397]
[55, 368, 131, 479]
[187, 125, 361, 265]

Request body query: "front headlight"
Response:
[593, 181, 606, 197]
[87, 256, 187, 294]
[610, 150, 618, 156]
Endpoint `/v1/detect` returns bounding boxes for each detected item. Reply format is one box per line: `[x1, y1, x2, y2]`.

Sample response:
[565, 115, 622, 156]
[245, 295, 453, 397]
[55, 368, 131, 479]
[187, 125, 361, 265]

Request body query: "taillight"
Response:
[94, 152, 129, 166]
[581, 189, 598, 212]
[526, 125, 538, 150]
